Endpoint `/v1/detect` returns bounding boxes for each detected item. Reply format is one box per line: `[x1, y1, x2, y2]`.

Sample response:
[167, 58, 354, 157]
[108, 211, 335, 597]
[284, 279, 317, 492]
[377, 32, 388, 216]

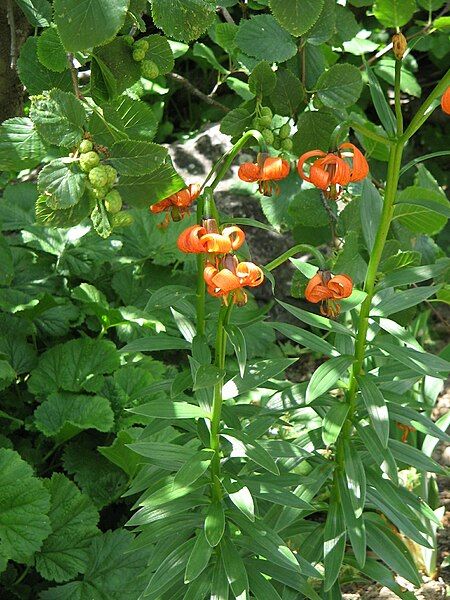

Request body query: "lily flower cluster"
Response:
[305, 271, 353, 318]
[177, 219, 264, 305]
[150, 183, 201, 227]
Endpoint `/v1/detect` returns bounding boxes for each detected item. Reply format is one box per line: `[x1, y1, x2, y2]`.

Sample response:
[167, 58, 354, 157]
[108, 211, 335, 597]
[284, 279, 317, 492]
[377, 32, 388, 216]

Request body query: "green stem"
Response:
[210, 301, 233, 501]
[394, 59, 403, 135]
[349, 121, 394, 145]
[265, 244, 327, 272]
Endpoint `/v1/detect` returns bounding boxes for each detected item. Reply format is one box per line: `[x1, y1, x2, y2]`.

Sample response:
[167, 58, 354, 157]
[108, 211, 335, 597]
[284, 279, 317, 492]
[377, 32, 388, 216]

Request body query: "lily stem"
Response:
[195, 195, 206, 336]
[210, 301, 233, 501]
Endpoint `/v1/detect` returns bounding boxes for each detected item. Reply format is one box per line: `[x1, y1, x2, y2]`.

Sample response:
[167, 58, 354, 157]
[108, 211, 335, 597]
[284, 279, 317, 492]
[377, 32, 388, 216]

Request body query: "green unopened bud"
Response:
[272, 137, 281, 150]
[79, 139, 93, 153]
[260, 106, 272, 119]
[141, 60, 159, 79]
[133, 39, 149, 52]
[79, 151, 100, 173]
[262, 129, 274, 145]
[104, 190, 123, 214]
[279, 123, 291, 139]
[123, 35, 134, 46]
[133, 48, 146, 62]
[259, 115, 272, 128]
[281, 138, 293, 151]
[88, 166, 109, 189]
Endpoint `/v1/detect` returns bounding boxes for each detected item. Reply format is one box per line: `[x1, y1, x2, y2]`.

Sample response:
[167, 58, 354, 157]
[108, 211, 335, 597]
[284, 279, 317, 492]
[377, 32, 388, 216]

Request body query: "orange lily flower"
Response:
[441, 86, 450, 115]
[177, 222, 245, 255]
[204, 255, 264, 306]
[150, 183, 201, 226]
[297, 143, 369, 200]
[238, 153, 290, 196]
[305, 271, 353, 318]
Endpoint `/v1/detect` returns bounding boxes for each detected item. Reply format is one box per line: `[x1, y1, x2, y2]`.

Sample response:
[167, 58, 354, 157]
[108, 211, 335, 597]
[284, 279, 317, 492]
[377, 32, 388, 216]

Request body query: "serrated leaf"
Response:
[37, 25, 68, 72]
[116, 160, 185, 208]
[292, 110, 340, 156]
[269, 0, 324, 36]
[0, 448, 51, 563]
[306, 355, 353, 403]
[35, 474, 99, 583]
[151, 0, 215, 43]
[357, 376, 389, 447]
[35, 193, 91, 228]
[248, 61, 276, 97]
[316, 63, 363, 108]
[54, 0, 130, 52]
[31, 89, 86, 147]
[38, 159, 86, 209]
[40, 530, 148, 599]
[34, 392, 114, 438]
[28, 338, 119, 396]
[143, 34, 174, 75]
[373, 0, 416, 27]
[0, 117, 47, 171]
[91, 202, 113, 239]
[17, 37, 72, 95]
[236, 15, 297, 63]
[306, 0, 336, 45]
[15, 0, 52, 26]
[270, 69, 304, 116]
[110, 140, 167, 175]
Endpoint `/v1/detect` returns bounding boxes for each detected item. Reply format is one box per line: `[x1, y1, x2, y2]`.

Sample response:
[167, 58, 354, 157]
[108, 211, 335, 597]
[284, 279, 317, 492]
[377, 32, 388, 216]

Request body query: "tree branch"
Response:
[6, 0, 16, 69]
[67, 53, 82, 99]
[167, 72, 230, 113]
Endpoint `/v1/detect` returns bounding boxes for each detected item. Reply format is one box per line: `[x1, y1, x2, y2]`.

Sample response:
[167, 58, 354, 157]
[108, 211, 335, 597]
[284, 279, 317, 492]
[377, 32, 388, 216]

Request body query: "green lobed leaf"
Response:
[30, 89, 86, 148]
[54, 0, 130, 52]
[235, 15, 297, 63]
[306, 355, 353, 403]
[269, 0, 324, 36]
[150, 0, 215, 43]
[316, 63, 363, 109]
[0, 448, 51, 563]
[35, 474, 99, 583]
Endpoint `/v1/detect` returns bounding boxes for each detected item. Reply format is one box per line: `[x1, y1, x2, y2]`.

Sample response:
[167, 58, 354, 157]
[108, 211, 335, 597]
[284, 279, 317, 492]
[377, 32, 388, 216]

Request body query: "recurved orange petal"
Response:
[150, 198, 172, 213]
[327, 274, 353, 299]
[260, 157, 290, 182]
[221, 226, 245, 251]
[201, 233, 232, 253]
[238, 162, 261, 183]
[309, 161, 331, 190]
[210, 268, 242, 293]
[441, 86, 450, 115]
[305, 273, 333, 303]
[177, 225, 206, 253]
[340, 143, 369, 182]
[172, 183, 201, 208]
[236, 262, 264, 287]
[297, 150, 327, 182]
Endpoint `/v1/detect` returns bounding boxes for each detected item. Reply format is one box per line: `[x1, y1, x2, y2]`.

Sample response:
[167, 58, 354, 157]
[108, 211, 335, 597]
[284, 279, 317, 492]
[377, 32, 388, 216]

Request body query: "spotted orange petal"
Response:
[238, 162, 261, 183]
[327, 274, 353, 299]
[150, 198, 172, 213]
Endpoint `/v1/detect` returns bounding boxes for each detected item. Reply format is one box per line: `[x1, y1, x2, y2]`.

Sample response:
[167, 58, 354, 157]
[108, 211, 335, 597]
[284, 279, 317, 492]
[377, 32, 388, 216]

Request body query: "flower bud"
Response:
[392, 33, 407, 60]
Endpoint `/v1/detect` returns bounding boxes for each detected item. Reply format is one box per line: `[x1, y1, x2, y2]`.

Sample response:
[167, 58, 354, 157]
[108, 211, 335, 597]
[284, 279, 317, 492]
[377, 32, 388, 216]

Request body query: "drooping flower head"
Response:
[441, 86, 450, 115]
[177, 220, 245, 255]
[297, 143, 369, 200]
[305, 270, 353, 318]
[204, 254, 264, 306]
[150, 183, 201, 227]
[238, 153, 290, 196]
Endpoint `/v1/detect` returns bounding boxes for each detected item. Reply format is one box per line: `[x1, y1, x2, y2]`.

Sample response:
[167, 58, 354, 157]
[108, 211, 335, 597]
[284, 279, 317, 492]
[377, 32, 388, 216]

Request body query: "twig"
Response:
[219, 6, 235, 24]
[67, 53, 82, 99]
[320, 192, 338, 245]
[6, 0, 17, 69]
[166, 72, 230, 113]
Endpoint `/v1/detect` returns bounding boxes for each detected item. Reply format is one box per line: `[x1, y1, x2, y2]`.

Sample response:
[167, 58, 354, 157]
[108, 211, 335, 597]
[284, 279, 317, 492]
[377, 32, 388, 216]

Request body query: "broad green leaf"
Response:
[292, 110, 340, 156]
[343, 441, 366, 518]
[174, 449, 215, 487]
[35, 474, 99, 583]
[34, 392, 114, 438]
[221, 536, 249, 599]
[316, 64, 363, 108]
[144, 34, 174, 75]
[0, 449, 51, 563]
[28, 338, 119, 396]
[54, 0, 130, 52]
[278, 300, 356, 337]
[38, 159, 86, 210]
[269, 322, 338, 357]
[235, 15, 297, 63]
[364, 515, 422, 586]
[222, 358, 297, 400]
[37, 25, 68, 72]
[394, 186, 449, 234]
[36, 192, 91, 228]
[336, 473, 366, 567]
[372, 285, 440, 317]
[225, 324, 247, 378]
[357, 375, 389, 447]
[322, 403, 349, 446]
[377, 261, 449, 290]
[306, 0, 336, 45]
[248, 61, 276, 97]
[269, 0, 324, 36]
[110, 140, 167, 176]
[289, 190, 330, 228]
[116, 160, 185, 208]
[0, 117, 47, 171]
[185, 531, 212, 583]
[150, 0, 215, 42]
[15, 0, 52, 26]
[129, 400, 209, 420]
[17, 37, 72, 95]
[194, 42, 228, 75]
[220, 107, 253, 137]
[30, 89, 86, 147]
[323, 495, 346, 591]
[270, 69, 305, 116]
[205, 502, 225, 547]
[373, 0, 416, 27]
[306, 355, 353, 403]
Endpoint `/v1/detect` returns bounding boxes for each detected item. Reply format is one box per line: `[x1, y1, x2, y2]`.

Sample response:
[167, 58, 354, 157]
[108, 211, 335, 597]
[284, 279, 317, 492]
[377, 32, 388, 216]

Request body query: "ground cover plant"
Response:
[0, 0, 450, 598]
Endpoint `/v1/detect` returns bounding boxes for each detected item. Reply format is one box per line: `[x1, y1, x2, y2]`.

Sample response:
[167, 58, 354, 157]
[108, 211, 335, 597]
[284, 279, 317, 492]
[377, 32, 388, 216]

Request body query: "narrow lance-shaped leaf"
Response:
[306, 355, 353, 403]
[336, 472, 366, 568]
[220, 536, 249, 599]
[322, 403, 350, 446]
[174, 449, 215, 488]
[204, 501, 225, 548]
[323, 493, 346, 591]
[356, 375, 389, 448]
[184, 530, 213, 583]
